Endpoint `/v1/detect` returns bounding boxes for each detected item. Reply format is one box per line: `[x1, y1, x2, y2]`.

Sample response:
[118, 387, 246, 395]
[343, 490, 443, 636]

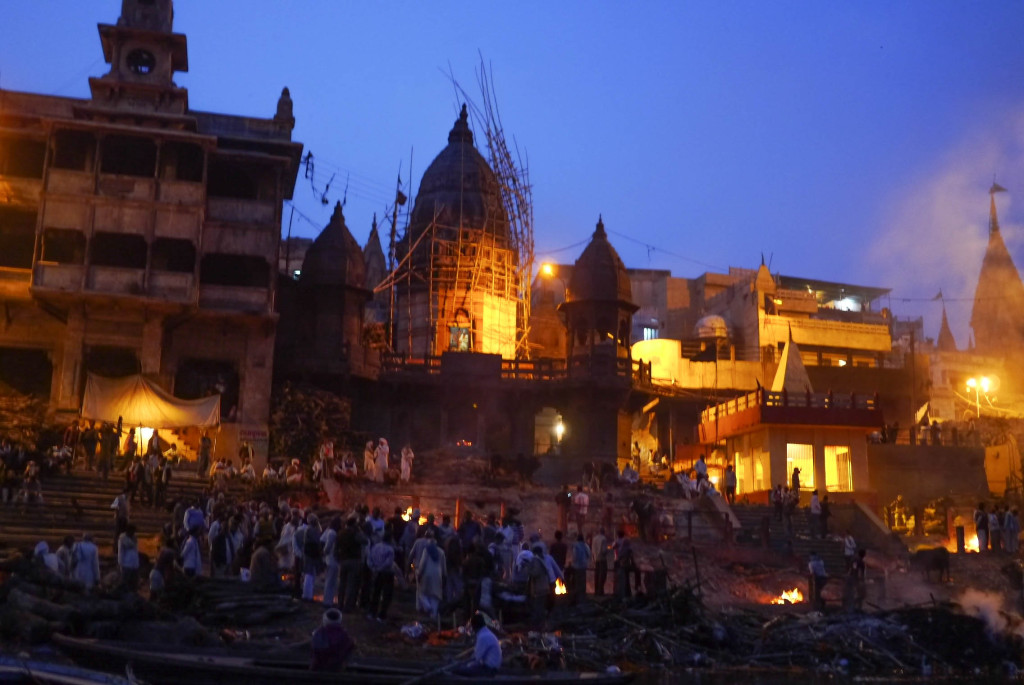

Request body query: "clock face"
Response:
[126, 49, 156, 75]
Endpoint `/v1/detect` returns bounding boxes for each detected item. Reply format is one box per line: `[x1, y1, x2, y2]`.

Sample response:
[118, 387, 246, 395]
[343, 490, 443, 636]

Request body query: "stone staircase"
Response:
[0, 467, 235, 556]
[730, 504, 848, 575]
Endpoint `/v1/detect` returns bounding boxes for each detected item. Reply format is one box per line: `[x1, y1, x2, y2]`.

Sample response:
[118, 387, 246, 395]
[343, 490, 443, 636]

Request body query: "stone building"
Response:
[0, 0, 300, 462]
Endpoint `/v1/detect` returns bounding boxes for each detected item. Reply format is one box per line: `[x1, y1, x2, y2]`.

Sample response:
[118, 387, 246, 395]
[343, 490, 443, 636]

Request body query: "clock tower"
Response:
[89, 0, 189, 114]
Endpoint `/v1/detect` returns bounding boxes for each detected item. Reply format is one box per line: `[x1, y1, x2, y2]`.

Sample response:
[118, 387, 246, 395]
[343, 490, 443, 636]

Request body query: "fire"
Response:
[943, 534, 981, 553]
[770, 588, 804, 604]
[554, 578, 567, 595]
[401, 506, 428, 525]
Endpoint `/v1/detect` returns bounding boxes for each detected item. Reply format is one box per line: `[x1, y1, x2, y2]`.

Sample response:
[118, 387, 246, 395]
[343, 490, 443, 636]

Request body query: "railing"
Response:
[198, 284, 270, 312]
[33, 262, 83, 291]
[501, 358, 567, 380]
[380, 353, 654, 386]
[87, 266, 144, 295]
[701, 388, 879, 424]
[207, 197, 275, 225]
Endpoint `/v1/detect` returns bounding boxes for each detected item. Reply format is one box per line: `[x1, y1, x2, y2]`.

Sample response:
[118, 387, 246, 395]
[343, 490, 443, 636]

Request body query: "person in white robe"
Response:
[72, 533, 101, 591]
[374, 439, 390, 484]
[415, 534, 446, 617]
[400, 445, 414, 483]
[363, 441, 376, 481]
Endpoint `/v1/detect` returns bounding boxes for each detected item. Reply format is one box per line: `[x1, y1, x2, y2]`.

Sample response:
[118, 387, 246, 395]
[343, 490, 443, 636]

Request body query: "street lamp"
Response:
[966, 376, 990, 417]
[539, 263, 567, 302]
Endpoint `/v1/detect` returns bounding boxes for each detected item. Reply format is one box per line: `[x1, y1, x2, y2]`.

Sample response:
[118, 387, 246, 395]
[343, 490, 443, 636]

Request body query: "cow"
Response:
[909, 546, 950, 582]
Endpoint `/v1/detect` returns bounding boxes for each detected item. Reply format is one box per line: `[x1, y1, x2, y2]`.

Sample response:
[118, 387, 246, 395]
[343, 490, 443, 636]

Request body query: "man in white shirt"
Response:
[181, 530, 202, 578]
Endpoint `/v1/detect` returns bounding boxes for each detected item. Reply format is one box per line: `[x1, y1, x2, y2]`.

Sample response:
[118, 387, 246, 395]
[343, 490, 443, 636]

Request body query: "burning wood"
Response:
[770, 587, 803, 604]
[554, 578, 567, 595]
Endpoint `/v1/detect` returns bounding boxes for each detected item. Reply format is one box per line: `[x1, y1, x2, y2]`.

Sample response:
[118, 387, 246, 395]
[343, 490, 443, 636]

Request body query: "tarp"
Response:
[81, 374, 220, 429]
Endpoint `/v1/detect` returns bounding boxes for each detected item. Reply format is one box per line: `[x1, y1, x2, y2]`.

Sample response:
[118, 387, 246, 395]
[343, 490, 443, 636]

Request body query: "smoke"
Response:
[958, 587, 1010, 636]
[866, 110, 1024, 344]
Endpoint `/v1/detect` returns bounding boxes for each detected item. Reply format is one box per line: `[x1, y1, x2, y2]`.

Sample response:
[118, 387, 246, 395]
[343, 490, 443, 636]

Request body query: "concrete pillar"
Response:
[56, 308, 85, 410]
[768, 430, 788, 490]
[140, 315, 164, 376]
[239, 324, 275, 426]
[813, 430, 827, 493]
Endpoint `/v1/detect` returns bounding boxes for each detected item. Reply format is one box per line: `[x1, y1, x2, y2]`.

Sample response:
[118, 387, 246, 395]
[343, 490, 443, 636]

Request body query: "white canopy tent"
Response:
[81, 374, 220, 429]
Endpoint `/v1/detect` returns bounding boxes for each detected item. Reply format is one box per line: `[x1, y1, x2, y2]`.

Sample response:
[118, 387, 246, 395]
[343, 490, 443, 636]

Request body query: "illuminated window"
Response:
[643, 326, 658, 341]
[786, 443, 814, 489]
[825, 445, 853, 492]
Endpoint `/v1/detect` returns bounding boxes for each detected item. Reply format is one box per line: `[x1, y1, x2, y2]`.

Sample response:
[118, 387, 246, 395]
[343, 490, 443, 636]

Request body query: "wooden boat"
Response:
[52, 635, 634, 685]
[0, 655, 137, 685]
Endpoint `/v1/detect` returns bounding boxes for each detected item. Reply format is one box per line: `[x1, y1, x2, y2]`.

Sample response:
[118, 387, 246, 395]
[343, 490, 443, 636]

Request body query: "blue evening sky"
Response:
[3, 2, 1024, 344]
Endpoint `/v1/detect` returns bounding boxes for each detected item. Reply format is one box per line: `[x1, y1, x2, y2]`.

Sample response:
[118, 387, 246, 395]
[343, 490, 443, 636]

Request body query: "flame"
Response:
[770, 588, 804, 604]
[554, 578, 567, 595]
[402, 506, 428, 525]
[943, 534, 981, 553]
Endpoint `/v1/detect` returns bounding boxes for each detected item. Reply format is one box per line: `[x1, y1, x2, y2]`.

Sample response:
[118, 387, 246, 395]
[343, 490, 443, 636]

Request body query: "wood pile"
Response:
[528, 587, 1024, 678]
[0, 552, 302, 646]
[0, 385, 56, 448]
[0, 554, 158, 644]
[268, 382, 354, 462]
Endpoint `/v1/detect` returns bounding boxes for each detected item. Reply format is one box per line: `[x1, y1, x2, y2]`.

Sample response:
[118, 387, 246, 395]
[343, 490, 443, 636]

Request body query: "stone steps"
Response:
[731, 504, 848, 575]
[0, 469, 243, 555]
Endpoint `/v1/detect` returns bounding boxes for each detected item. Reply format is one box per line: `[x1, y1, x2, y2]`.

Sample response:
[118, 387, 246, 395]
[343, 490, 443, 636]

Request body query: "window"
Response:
[0, 138, 45, 178]
[126, 49, 156, 75]
[0, 208, 37, 268]
[42, 228, 86, 264]
[100, 135, 156, 177]
[52, 130, 95, 172]
[199, 254, 269, 287]
[151, 238, 195, 273]
[825, 445, 853, 492]
[786, 443, 814, 489]
[642, 326, 658, 341]
[90, 233, 147, 269]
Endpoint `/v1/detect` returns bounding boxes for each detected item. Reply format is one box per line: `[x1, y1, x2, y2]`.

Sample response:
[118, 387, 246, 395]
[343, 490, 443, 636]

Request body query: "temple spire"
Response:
[936, 303, 957, 352]
[989, 182, 1007, 236]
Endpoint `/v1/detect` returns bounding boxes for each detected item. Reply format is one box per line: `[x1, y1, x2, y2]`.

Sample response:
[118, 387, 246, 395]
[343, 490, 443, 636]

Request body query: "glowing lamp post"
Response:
[966, 376, 990, 417]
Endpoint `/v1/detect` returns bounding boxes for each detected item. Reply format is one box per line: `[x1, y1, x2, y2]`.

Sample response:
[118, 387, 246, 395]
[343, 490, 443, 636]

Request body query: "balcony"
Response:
[0, 176, 42, 204]
[148, 270, 194, 303]
[97, 174, 155, 202]
[198, 284, 269, 313]
[699, 388, 880, 442]
[201, 223, 276, 258]
[207, 197, 275, 225]
[87, 266, 144, 296]
[46, 169, 93, 196]
[157, 180, 205, 206]
[33, 262, 83, 292]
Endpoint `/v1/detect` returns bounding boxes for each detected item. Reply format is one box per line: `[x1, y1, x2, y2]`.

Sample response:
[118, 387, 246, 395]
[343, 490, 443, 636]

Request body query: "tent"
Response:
[81, 374, 220, 429]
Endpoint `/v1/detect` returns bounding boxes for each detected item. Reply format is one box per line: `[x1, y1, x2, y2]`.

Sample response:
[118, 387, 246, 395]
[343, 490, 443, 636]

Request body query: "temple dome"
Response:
[404, 104, 510, 249]
[566, 217, 633, 305]
[300, 201, 366, 289]
[695, 315, 729, 340]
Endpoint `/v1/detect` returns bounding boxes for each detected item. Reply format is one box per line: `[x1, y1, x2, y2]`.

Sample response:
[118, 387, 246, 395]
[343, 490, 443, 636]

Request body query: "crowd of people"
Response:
[137, 488, 648, 631]
[973, 501, 1021, 554]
